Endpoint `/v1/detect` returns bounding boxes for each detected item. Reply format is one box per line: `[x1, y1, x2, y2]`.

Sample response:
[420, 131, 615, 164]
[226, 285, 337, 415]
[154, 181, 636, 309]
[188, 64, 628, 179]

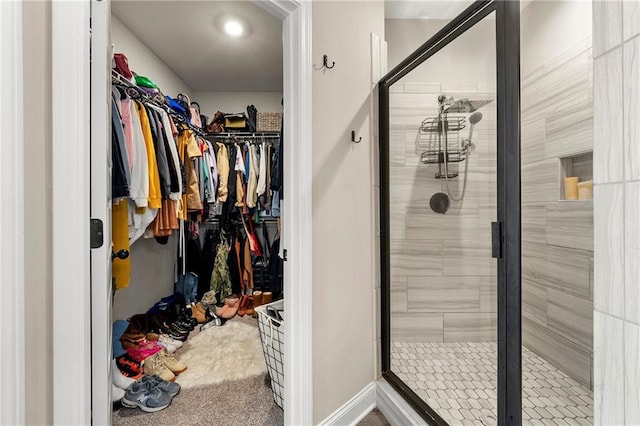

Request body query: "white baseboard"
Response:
[376, 379, 428, 425]
[319, 382, 377, 426]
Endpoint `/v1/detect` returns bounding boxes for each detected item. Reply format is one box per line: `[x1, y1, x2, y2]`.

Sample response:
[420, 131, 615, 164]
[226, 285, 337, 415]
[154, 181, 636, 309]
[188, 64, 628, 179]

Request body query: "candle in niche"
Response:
[578, 180, 593, 200]
[564, 177, 579, 200]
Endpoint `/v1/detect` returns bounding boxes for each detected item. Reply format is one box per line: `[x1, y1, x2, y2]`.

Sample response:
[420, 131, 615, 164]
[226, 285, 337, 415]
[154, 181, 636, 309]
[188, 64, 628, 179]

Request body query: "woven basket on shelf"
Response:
[257, 112, 282, 132]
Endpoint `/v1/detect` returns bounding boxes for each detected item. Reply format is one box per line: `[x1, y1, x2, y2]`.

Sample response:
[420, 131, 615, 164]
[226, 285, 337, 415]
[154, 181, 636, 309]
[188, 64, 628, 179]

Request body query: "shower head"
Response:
[469, 111, 483, 125]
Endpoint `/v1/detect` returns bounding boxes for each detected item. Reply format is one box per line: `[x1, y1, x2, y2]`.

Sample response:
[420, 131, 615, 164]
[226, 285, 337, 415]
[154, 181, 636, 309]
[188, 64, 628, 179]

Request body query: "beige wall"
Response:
[111, 15, 190, 97]
[386, 17, 496, 85]
[312, 1, 384, 422]
[22, 1, 53, 425]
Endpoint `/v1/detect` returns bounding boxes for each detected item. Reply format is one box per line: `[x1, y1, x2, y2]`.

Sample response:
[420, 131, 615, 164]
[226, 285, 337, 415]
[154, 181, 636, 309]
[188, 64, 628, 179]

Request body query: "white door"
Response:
[90, 0, 113, 424]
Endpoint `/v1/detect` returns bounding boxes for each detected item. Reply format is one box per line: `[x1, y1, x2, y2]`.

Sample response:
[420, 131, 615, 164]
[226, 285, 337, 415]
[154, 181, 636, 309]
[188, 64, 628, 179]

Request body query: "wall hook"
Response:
[351, 130, 362, 143]
[322, 54, 335, 69]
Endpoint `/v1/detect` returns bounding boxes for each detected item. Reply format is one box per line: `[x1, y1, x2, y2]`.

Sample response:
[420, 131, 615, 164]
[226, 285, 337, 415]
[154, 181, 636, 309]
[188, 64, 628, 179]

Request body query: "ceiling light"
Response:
[224, 20, 244, 37]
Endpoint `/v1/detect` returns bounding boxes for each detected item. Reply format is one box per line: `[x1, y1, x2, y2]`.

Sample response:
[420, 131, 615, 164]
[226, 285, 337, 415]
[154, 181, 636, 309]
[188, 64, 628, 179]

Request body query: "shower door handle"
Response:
[491, 222, 503, 259]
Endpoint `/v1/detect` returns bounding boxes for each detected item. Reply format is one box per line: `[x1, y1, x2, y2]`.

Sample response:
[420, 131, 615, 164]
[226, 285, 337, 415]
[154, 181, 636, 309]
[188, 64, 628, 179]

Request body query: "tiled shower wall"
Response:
[521, 38, 595, 389]
[389, 82, 497, 343]
[592, 1, 640, 425]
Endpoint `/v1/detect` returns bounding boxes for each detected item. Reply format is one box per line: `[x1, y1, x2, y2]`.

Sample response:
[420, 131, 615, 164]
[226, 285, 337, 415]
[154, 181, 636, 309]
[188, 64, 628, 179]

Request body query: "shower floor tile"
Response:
[391, 341, 593, 426]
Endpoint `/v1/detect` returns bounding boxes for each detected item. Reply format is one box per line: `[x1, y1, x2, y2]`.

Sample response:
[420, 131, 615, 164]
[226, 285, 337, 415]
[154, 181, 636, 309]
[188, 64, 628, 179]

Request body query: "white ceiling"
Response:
[385, 1, 475, 19]
[112, 1, 283, 92]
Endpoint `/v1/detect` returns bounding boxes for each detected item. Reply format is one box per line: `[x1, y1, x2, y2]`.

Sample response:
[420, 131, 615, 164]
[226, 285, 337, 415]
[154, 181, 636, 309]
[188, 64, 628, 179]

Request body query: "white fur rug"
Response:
[174, 319, 267, 389]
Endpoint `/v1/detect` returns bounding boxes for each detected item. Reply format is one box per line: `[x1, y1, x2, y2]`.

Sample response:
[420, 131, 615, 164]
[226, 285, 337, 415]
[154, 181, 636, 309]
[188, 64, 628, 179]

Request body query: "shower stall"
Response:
[379, 1, 594, 424]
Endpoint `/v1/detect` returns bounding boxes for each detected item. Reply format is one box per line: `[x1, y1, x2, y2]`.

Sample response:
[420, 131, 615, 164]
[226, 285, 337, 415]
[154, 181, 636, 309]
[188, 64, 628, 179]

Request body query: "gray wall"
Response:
[22, 1, 53, 424]
[521, 37, 594, 389]
[592, 0, 640, 424]
[388, 83, 497, 343]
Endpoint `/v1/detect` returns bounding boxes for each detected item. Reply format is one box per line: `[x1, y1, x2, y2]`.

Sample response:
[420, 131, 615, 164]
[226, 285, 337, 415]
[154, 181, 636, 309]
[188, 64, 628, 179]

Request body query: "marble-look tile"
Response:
[623, 0, 640, 41]
[593, 312, 624, 426]
[403, 82, 441, 94]
[625, 182, 640, 324]
[522, 203, 547, 244]
[625, 321, 640, 425]
[406, 202, 480, 241]
[593, 184, 625, 316]
[546, 201, 594, 251]
[389, 202, 406, 240]
[443, 240, 493, 276]
[522, 241, 591, 298]
[407, 276, 480, 312]
[443, 313, 496, 342]
[391, 277, 408, 313]
[478, 277, 496, 315]
[524, 318, 592, 387]
[593, 0, 622, 57]
[521, 118, 546, 164]
[544, 98, 593, 161]
[593, 47, 624, 184]
[391, 312, 443, 342]
[390, 240, 443, 276]
[389, 166, 437, 203]
[522, 279, 548, 327]
[441, 82, 479, 93]
[389, 82, 404, 93]
[389, 130, 407, 167]
[543, 38, 591, 76]
[522, 159, 560, 203]
[547, 289, 593, 351]
[477, 202, 497, 244]
[624, 37, 640, 181]
[522, 52, 590, 121]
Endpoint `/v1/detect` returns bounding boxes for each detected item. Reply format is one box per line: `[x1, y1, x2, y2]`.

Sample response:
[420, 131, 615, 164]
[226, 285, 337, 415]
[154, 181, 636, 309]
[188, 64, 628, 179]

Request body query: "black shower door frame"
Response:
[378, 1, 522, 424]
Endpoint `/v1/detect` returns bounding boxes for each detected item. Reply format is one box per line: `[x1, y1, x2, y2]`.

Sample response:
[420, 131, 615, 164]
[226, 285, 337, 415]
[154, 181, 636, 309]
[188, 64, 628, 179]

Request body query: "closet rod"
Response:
[205, 132, 281, 138]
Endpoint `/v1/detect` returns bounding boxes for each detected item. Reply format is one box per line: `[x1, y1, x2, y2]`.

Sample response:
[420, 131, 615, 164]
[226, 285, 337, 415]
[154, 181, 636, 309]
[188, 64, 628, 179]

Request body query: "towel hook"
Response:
[322, 54, 335, 69]
[351, 130, 362, 143]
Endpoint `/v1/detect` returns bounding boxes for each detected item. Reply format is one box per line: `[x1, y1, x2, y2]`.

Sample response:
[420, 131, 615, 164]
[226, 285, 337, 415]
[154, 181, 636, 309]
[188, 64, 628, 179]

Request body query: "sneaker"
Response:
[121, 381, 172, 412]
[116, 353, 143, 380]
[158, 334, 183, 352]
[112, 384, 125, 403]
[112, 359, 135, 390]
[141, 375, 181, 397]
[143, 353, 175, 382]
[157, 348, 187, 374]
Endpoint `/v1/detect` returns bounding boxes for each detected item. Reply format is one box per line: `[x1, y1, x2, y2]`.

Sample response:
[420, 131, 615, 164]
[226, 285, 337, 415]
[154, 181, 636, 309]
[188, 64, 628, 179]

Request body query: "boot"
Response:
[251, 291, 263, 318]
[238, 295, 249, 317]
[244, 296, 255, 317]
[262, 291, 273, 306]
[191, 303, 206, 324]
[216, 296, 240, 319]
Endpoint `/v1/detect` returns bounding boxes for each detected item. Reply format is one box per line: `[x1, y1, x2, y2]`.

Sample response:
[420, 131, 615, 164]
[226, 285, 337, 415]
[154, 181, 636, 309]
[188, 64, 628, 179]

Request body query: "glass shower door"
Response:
[379, 1, 521, 423]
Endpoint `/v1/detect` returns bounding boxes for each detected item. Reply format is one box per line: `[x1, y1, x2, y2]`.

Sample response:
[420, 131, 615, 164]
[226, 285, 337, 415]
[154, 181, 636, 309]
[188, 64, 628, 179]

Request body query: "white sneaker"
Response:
[112, 359, 135, 390]
[158, 334, 183, 353]
[112, 384, 125, 403]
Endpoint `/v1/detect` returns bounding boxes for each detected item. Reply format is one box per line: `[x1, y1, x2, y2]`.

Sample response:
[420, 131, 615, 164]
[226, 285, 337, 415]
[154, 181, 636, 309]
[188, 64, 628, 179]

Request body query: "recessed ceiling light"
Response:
[224, 20, 243, 37]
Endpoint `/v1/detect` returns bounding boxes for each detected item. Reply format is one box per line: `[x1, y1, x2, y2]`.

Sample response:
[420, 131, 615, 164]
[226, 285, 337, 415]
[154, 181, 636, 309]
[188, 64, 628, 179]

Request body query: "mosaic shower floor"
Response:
[391, 341, 593, 425]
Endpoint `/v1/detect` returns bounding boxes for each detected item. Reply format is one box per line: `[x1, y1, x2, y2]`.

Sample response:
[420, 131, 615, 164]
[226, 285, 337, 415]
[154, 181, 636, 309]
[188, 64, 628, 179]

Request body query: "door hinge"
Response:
[283, 249, 288, 262]
[491, 221, 503, 259]
[90, 218, 104, 249]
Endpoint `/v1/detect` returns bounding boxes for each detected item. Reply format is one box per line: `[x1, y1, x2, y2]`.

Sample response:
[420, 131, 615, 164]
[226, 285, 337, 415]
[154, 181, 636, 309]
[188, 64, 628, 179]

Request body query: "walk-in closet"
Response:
[106, 2, 286, 424]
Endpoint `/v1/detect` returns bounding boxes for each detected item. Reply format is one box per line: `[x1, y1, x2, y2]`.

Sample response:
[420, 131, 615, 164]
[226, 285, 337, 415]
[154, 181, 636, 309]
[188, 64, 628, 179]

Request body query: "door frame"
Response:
[378, 0, 522, 424]
[51, 1, 313, 424]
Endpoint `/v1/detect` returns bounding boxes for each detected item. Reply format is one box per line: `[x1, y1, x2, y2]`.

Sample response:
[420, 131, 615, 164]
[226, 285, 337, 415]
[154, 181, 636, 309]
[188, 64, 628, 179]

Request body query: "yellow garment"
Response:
[216, 143, 229, 202]
[135, 101, 162, 209]
[112, 199, 131, 290]
[179, 131, 203, 213]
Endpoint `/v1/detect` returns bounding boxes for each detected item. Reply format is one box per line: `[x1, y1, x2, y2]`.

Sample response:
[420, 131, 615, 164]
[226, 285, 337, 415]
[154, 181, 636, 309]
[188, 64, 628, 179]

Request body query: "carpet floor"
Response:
[113, 317, 283, 425]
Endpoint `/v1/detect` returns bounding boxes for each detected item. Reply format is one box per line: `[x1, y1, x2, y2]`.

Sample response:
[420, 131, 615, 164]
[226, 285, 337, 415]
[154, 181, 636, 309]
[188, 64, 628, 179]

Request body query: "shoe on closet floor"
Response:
[143, 353, 176, 382]
[112, 384, 125, 403]
[112, 359, 135, 390]
[157, 348, 187, 374]
[216, 296, 240, 319]
[158, 334, 183, 353]
[116, 353, 143, 380]
[141, 375, 181, 397]
[121, 381, 172, 413]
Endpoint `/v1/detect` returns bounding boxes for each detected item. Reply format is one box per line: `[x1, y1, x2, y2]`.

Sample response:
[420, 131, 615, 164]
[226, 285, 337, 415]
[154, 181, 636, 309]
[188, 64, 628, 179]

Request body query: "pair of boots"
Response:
[251, 291, 272, 318]
[189, 302, 208, 324]
[216, 296, 241, 319]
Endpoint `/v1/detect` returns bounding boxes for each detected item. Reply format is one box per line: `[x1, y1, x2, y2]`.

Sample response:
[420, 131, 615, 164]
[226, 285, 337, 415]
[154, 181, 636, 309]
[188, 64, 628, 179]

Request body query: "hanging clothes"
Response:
[112, 89, 131, 199]
[247, 144, 259, 208]
[134, 100, 162, 209]
[216, 143, 229, 202]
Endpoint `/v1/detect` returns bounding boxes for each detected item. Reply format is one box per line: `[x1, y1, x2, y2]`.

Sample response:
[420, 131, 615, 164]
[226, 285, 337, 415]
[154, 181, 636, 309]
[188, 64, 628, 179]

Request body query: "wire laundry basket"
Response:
[256, 299, 285, 409]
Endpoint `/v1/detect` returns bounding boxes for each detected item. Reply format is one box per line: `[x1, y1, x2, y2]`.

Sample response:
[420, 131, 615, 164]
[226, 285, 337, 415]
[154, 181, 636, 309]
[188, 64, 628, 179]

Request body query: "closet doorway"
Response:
[50, 1, 312, 425]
